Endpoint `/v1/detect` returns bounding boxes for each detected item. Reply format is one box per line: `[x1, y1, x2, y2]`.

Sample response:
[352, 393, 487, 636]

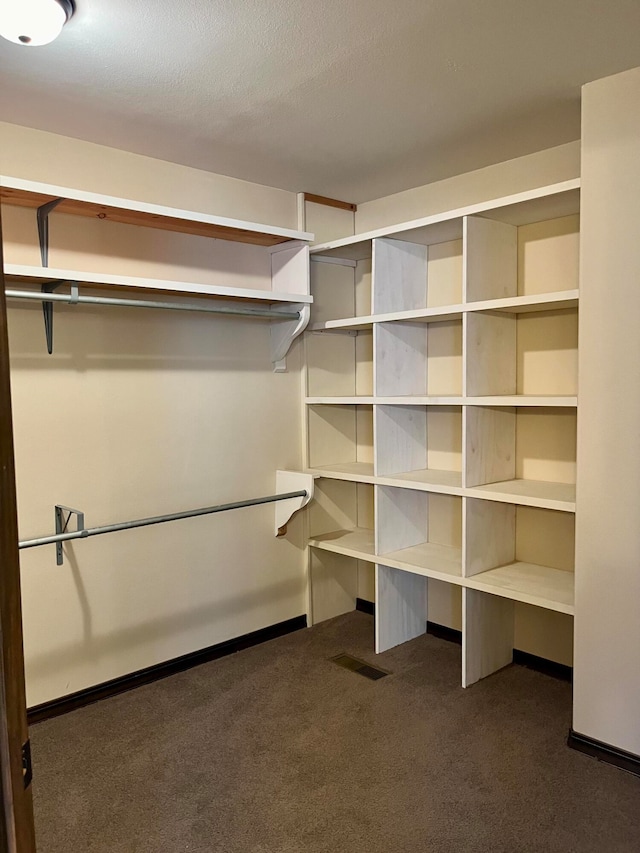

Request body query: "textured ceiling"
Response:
[2, 0, 640, 202]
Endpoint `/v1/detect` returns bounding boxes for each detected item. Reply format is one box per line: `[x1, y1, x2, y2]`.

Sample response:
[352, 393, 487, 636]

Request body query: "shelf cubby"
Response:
[372, 234, 462, 313]
[374, 320, 463, 397]
[309, 248, 372, 326]
[306, 404, 373, 481]
[375, 487, 462, 580]
[464, 305, 578, 399]
[464, 212, 579, 304]
[463, 499, 575, 614]
[375, 404, 462, 493]
[464, 406, 576, 510]
[305, 327, 373, 398]
[308, 479, 375, 558]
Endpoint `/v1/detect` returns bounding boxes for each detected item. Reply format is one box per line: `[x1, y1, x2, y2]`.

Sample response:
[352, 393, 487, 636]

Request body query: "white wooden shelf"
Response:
[306, 463, 376, 483]
[305, 179, 580, 683]
[310, 179, 579, 256]
[465, 562, 575, 615]
[378, 542, 463, 582]
[306, 396, 466, 405]
[465, 396, 577, 407]
[309, 305, 463, 331]
[4, 264, 314, 305]
[309, 291, 579, 332]
[308, 527, 375, 560]
[1, 175, 313, 247]
[465, 290, 578, 314]
[377, 469, 463, 495]
[467, 479, 575, 512]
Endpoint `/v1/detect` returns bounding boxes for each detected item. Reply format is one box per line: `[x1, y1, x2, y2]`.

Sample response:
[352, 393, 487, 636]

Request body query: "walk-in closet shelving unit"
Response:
[304, 180, 580, 685]
[0, 176, 313, 361]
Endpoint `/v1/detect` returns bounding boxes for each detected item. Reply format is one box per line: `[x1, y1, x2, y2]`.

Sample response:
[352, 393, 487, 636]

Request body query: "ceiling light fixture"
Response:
[0, 0, 75, 46]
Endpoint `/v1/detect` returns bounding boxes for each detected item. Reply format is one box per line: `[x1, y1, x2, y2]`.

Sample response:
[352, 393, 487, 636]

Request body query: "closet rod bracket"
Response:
[54, 505, 86, 566]
[274, 470, 315, 536]
[270, 303, 310, 364]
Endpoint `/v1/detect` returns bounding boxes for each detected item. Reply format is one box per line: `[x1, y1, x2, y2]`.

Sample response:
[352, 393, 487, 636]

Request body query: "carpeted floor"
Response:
[31, 611, 640, 852]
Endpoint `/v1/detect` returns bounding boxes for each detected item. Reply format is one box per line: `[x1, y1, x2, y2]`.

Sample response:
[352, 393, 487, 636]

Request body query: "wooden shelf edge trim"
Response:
[303, 193, 357, 212]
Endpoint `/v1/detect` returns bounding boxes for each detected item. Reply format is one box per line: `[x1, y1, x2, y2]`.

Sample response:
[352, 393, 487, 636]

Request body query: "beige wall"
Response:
[574, 66, 640, 755]
[2, 129, 307, 707]
[0, 122, 298, 228]
[355, 141, 580, 234]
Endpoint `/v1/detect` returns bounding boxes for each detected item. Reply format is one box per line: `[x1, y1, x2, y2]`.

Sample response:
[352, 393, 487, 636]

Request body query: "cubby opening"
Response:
[372, 236, 463, 314]
[308, 479, 374, 557]
[464, 213, 579, 304]
[306, 405, 373, 478]
[375, 486, 462, 579]
[465, 307, 578, 398]
[465, 406, 576, 508]
[464, 499, 574, 613]
[310, 253, 372, 324]
[306, 329, 373, 397]
[375, 320, 463, 397]
[375, 404, 462, 489]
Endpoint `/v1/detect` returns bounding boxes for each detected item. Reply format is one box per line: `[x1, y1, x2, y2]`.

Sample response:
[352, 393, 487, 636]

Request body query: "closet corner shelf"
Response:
[305, 463, 376, 484]
[309, 305, 464, 331]
[465, 562, 575, 615]
[308, 291, 579, 332]
[4, 264, 314, 306]
[465, 395, 577, 407]
[309, 178, 580, 256]
[465, 290, 579, 314]
[0, 176, 313, 246]
[306, 396, 466, 406]
[467, 479, 576, 512]
[309, 527, 375, 561]
[308, 529, 463, 584]
[377, 469, 463, 495]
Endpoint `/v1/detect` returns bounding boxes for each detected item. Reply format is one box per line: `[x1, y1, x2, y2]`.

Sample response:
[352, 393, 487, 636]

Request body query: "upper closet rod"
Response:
[5, 287, 301, 321]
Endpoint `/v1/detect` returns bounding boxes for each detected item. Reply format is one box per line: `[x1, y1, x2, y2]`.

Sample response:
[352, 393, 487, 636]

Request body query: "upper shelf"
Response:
[310, 179, 580, 259]
[0, 175, 313, 248]
[4, 264, 314, 305]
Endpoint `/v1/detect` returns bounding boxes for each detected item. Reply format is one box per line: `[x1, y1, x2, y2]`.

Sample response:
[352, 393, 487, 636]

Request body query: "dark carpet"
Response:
[30, 611, 640, 852]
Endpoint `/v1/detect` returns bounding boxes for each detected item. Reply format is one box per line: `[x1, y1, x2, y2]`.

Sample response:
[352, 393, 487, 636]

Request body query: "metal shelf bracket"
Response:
[54, 505, 86, 566]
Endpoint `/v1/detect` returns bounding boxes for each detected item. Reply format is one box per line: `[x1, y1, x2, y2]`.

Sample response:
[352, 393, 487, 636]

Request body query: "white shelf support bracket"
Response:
[270, 303, 310, 366]
[275, 471, 315, 536]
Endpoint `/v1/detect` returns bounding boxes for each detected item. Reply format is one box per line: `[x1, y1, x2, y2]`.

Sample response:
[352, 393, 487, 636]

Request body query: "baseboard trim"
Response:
[28, 614, 307, 725]
[568, 730, 640, 777]
[513, 649, 572, 682]
[426, 621, 463, 645]
[355, 599, 572, 681]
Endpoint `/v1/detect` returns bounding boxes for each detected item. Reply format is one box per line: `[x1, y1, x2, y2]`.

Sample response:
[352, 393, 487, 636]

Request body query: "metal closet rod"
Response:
[18, 490, 308, 550]
[4, 287, 302, 321]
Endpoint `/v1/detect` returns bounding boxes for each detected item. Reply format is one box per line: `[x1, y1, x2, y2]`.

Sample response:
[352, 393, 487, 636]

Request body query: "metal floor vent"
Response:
[331, 654, 389, 681]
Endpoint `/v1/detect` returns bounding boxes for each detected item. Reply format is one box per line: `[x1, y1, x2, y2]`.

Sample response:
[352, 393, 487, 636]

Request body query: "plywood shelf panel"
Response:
[309, 304, 464, 331]
[379, 542, 463, 582]
[306, 463, 375, 483]
[465, 562, 574, 615]
[0, 178, 312, 246]
[465, 290, 579, 313]
[467, 479, 575, 512]
[377, 469, 463, 494]
[465, 396, 577, 407]
[309, 527, 376, 561]
[310, 180, 579, 257]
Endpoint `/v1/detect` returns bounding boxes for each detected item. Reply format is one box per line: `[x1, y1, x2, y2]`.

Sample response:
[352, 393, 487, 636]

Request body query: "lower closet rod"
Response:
[18, 490, 308, 550]
[5, 288, 301, 320]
